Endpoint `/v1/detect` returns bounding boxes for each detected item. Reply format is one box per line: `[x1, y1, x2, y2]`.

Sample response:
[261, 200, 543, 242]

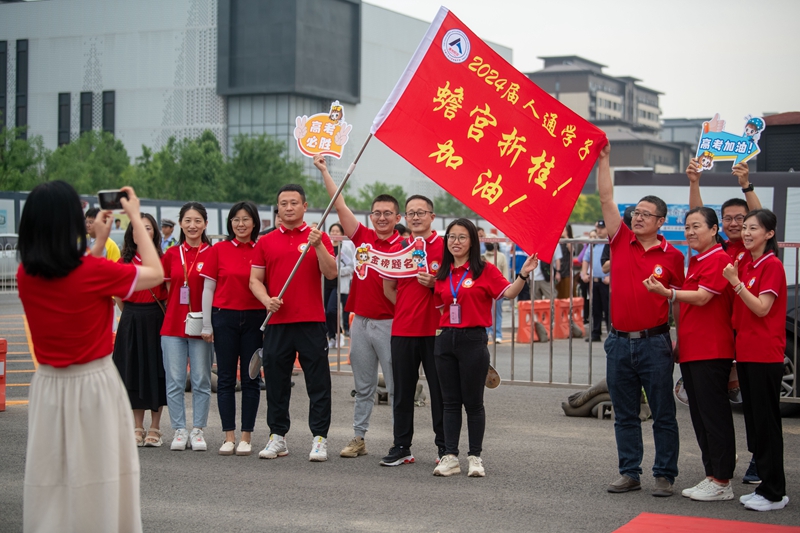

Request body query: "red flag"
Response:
[371, 7, 608, 262]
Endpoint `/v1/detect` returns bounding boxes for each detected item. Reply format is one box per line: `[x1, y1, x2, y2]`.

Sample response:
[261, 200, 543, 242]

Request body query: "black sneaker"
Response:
[379, 446, 415, 466]
[743, 456, 761, 484]
[435, 446, 447, 464]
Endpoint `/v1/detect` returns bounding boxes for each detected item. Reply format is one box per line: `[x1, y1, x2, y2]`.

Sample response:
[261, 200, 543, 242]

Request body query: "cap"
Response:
[595, 220, 605, 228]
[161, 219, 175, 228]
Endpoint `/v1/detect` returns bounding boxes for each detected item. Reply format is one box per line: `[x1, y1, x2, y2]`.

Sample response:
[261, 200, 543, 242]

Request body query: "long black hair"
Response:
[178, 202, 211, 245]
[121, 213, 162, 263]
[226, 201, 260, 242]
[18, 181, 87, 278]
[685, 206, 725, 249]
[743, 209, 779, 257]
[435, 218, 485, 281]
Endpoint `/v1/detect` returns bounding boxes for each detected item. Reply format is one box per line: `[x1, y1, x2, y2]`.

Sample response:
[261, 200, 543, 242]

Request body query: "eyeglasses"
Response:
[631, 210, 664, 220]
[446, 234, 469, 243]
[722, 215, 745, 224]
[370, 211, 396, 219]
[230, 217, 252, 225]
[404, 210, 433, 219]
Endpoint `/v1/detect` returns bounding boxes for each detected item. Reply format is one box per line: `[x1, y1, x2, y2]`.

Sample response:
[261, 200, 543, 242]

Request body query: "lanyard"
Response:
[449, 267, 469, 304]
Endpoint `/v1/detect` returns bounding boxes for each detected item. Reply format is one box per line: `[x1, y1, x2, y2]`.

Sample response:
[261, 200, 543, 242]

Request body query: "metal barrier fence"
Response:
[0, 239, 19, 294]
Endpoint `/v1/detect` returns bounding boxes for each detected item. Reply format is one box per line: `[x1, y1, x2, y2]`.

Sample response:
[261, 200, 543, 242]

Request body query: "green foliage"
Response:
[344, 182, 406, 211]
[44, 130, 130, 193]
[569, 193, 603, 224]
[0, 126, 49, 191]
[433, 192, 478, 217]
[226, 134, 305, 204]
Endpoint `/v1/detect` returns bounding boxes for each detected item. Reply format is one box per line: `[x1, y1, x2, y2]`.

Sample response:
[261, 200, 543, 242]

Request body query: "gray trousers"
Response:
[349, 315, 394, 437]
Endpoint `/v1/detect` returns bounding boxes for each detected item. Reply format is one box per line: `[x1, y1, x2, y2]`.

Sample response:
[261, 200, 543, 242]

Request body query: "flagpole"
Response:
[260, 133, 374, 331]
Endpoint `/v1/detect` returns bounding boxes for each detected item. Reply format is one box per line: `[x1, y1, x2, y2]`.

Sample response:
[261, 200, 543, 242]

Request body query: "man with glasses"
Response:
[314, 155, 401, 459]
[381, 195, 445, 466]
[598, 144, 686, 497]
[687, 158, 763, 484]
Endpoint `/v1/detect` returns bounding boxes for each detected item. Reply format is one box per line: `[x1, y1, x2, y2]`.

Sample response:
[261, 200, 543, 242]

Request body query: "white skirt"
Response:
[24, 356, 143, 533]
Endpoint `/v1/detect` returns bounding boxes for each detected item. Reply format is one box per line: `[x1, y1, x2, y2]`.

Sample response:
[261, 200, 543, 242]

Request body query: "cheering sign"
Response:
[354, 237, 433, 281]
[695, 113, 764, 171]
[294, 101, 353, 159]
[370, 7, 607, 261]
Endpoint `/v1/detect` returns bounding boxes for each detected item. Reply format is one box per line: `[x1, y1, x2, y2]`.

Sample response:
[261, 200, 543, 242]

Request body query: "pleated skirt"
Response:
[23, 356, 143, 533]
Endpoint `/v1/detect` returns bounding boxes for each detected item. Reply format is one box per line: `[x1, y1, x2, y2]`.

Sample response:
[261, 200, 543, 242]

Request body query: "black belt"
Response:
[610, 324, 669, 339]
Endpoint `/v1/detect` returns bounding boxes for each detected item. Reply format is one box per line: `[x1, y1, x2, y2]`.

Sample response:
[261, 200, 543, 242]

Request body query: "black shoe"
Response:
[436, 446, 447, 464]
[743, 456, 761, 484]
[379, 446, 415, 466]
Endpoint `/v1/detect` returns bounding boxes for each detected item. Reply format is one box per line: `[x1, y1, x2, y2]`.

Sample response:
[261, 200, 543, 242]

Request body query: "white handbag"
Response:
[184, 312, 204, 336]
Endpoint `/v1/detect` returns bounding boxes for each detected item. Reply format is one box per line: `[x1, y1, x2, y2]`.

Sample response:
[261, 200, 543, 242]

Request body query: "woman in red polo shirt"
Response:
[722, 209, 789, 511]
[113, 213, 169, 448]
[200, 201, 266, 456]
[643, 207, 736, 501]
[161, 202, 214, 452]
[432, 219, 537, 478]
[17, 183, 162, 532]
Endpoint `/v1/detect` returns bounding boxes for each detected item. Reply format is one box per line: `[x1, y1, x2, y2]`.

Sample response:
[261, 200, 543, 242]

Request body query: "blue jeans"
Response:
[161, 336, 213, 430]
[605, 330, 679, 483]
[212, 308, 265, 432]
[486, 299, 503, 340]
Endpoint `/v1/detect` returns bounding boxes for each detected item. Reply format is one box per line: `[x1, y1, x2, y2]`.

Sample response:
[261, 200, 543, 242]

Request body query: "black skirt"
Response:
[112, 301, 167, 411]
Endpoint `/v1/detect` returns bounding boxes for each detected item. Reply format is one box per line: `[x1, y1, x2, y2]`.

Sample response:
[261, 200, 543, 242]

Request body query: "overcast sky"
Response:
[366, 0, 799, 129]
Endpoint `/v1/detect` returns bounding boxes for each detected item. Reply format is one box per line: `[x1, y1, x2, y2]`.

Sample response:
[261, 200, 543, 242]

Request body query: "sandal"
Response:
[135, 427, 145, 447]
[144, 428, 163, 447]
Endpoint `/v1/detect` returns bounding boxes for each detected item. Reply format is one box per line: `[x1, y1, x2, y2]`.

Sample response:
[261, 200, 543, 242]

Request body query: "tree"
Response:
[0, 126, 48, 191]
[44, 130, 130, 194]
[226, 134, 306, 204]
[569, 193, 603, 224]
[344, 182, 406, 211]
[433, 191, 478, 218]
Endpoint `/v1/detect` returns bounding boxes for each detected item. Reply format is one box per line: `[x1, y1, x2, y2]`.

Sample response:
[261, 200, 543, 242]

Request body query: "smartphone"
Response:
[97, 189, 128, 210]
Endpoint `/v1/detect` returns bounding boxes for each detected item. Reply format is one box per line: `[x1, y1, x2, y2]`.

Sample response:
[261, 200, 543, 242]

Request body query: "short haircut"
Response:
[394, 223, 408, 235]
[18, 181, 87, 278]
[638, 195, 667, 218]
[277, 184, 306, 203]
[721, 198, 748, 216]
[405, 194, 434, 211]
[226, 201, 260, 242]
[85, 207, 100, 219]
[371, 194, 400, 213]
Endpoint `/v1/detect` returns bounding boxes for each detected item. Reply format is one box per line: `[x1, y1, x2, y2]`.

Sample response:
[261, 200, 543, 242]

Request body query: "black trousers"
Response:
[434, 327, 489, 457]
[680, 359, 736, 480]
[591, 282, 610, 338]
[391, 336, 444, 450]
[263, 322, 332, 438]
[739, 361, 786, 501]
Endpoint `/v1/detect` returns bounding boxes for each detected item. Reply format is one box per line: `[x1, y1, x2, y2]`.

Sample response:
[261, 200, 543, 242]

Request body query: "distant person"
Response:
[580, 220, 609, 342]
[325, 223, 355, 347]
[395, 223, 411, 240]
[18, 183, 162, 533]
[483, 242, 508, 343]
[85, 207, 121, 261]
[115, 218, 122, 230]
[161, 219, 178, 252]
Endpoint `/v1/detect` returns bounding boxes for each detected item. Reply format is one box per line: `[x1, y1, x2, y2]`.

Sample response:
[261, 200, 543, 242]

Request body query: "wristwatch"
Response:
[516, 272, 529, 281]
[742, 183, 754, 193]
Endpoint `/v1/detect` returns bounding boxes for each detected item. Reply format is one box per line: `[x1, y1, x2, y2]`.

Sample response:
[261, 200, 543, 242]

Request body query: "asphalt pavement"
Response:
[1, 293, 799, 533]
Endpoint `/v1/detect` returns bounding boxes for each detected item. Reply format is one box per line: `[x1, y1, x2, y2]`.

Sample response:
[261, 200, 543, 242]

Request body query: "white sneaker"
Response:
[259, 434, 288, 459]
[189, 428, 207, 451]
[218, 441, 235, 456]
[170, 428, 189, 451]
[744, 494, 789, 511]
[681, 477, 712, 498]
[328, 338, 336, 349]
[309, 436, 328, 462]
[468, 456, 485, 477]
[739, 492, 757, 505]
[433, 454, 460, 476]
[235, 441, 252, 456]
[690, 480, 733, 501]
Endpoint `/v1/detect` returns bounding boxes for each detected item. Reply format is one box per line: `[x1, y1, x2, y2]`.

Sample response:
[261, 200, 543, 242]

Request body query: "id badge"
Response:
[180, 286, 190, 305]
[449, 303, 462, 325]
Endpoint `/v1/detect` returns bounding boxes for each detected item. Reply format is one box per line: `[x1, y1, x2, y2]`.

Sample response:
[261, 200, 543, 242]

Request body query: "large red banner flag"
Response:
[371, 7, 608, 262]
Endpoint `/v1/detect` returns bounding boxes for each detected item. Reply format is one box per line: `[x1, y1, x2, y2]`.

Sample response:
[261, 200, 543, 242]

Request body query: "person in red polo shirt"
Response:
[431, 219, 538, 478]
[597, 144, 686, 497]
[380, 194, 445, 467]
[249, 184, 337, 462]
[314, 155, 401, 459]
[200, 201, 266, 457]
[722, 209, 789, 511]
[644, 207, 736, 501]
[18, 183, 163, 533]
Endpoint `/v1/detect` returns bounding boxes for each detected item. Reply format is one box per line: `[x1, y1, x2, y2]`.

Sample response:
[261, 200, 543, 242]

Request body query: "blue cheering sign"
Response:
[695, 114, 764, 171]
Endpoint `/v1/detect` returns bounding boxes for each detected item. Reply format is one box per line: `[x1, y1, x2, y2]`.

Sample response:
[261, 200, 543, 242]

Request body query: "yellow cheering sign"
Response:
[293, 101, 352, 159]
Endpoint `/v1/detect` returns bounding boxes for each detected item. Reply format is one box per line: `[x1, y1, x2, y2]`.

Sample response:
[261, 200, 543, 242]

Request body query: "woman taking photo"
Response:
[432, 219, 537, 477]
[200, 201, 265, 456]
[18, 183, 162, 532]
[161, 202, 213, 451]
[722, 209, 789, 511]
[113, 213, 169, 448]
[643, 207, 736, 501]
[325, 222, 355, 347]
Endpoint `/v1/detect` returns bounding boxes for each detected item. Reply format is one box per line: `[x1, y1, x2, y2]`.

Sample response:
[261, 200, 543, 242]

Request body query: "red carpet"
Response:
[615, 512, 800, 532]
